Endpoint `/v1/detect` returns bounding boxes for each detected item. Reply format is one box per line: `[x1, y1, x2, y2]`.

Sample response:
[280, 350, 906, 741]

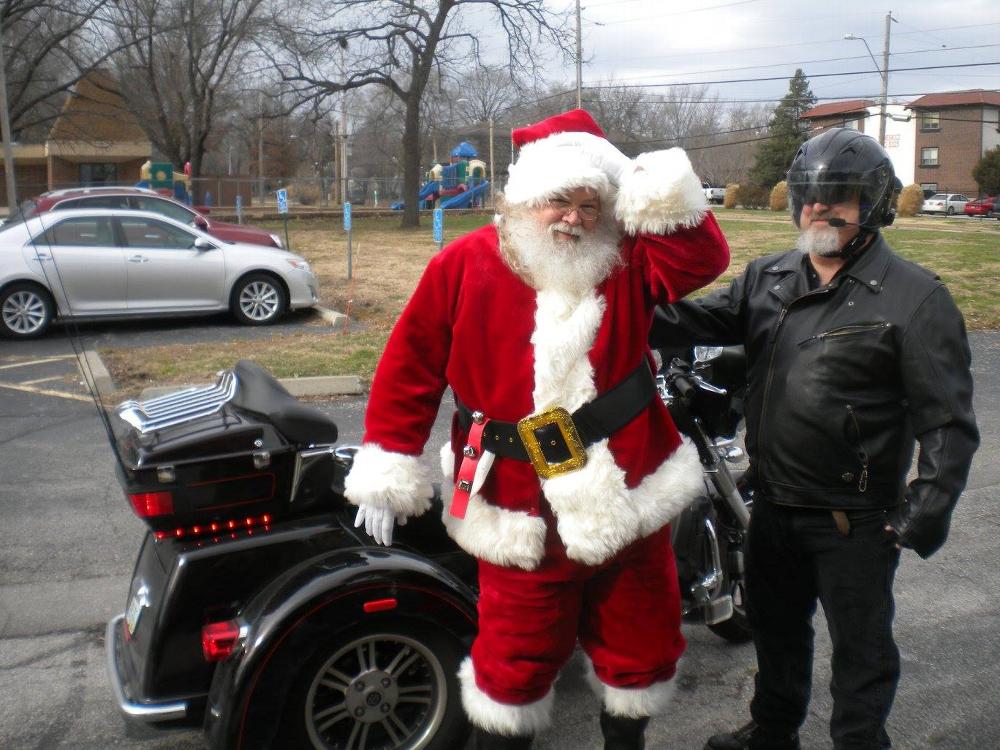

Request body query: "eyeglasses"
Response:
[546, 197, 601, 220]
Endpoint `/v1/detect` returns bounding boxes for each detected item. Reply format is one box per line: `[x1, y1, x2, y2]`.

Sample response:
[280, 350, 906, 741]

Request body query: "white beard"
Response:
[499, 210, 623, 297]
[796, 225, 843, 257]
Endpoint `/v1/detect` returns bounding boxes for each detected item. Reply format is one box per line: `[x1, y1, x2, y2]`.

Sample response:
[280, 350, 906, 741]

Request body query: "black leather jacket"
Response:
[651, 235, 979, 558]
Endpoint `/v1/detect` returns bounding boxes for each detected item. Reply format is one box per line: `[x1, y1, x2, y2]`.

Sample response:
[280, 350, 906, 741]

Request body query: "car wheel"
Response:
[278, 619, 469, 750]
[0, 283, 54, 339]
[947, 206, 955, 215]
[231, 273, 286, 325]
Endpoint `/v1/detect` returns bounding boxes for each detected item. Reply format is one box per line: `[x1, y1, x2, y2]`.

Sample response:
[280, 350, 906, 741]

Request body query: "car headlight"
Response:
[286, 257, 311, 272]
[270, 233, 283, 248]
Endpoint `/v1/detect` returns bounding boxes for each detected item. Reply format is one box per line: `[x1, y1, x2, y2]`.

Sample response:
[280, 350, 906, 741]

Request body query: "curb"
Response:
[94, 306, 365, 399]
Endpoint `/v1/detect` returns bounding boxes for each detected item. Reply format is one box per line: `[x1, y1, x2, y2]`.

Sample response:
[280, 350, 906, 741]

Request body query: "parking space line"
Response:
[0, 355, 77, 371]
[20, 375, 65, 385]
[0, 380, 94, 403]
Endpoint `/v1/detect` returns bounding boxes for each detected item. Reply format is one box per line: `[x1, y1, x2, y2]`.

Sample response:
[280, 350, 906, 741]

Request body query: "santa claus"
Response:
[345, 109, 730, 749]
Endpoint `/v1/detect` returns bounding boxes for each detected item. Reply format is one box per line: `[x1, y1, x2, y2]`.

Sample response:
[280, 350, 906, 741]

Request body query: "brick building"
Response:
[0, 70, 151, 209]
[801, 89, 1000, 197]
[907, 90, 1000, 197]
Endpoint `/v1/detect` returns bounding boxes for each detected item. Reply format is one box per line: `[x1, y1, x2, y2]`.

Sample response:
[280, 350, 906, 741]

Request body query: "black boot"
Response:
[704, 721, 801, 750]
[474, 728, 534, 749]
[600, 710, 650, 750]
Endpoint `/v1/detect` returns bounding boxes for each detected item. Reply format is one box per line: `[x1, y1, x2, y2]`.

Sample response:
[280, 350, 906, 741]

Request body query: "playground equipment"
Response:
[391, 141, 489, 211]
[137, 160, 194, 204]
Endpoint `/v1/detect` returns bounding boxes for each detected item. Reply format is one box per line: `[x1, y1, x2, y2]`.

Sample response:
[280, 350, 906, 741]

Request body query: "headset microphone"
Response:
[827, 218, 859, 227]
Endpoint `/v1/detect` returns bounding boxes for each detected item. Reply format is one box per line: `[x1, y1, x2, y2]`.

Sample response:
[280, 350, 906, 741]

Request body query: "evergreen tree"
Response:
[972, 146, 1000, 195]
[750, 69, 817, 187]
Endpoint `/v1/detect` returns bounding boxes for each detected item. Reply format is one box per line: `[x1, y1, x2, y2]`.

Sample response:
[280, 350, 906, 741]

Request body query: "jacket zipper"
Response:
[798, 321, 890, 347]
[845, 404, 870, 492]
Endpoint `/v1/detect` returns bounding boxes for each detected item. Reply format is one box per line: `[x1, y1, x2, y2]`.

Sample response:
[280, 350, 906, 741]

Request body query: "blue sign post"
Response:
[276, 189, 290, 249]
[433, 208, 444, 252]
[344, 202, 353, 280]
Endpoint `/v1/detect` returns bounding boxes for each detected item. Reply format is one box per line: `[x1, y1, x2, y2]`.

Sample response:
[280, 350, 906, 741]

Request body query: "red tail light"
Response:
[128, 491, 174, 518]
[202, 619, 242, 662]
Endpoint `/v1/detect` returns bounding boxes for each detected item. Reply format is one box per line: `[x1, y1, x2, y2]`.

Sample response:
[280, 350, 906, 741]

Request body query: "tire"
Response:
[0, 283, 54, 339]
[947, 206, 955, 215]
[277, 619, 470, 750]
[230, 273, 287, 325]
[707, 568, 752, 644]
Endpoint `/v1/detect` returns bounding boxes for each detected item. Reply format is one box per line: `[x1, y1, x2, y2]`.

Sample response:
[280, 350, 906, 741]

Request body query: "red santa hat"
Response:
[504, 109, 625, 207]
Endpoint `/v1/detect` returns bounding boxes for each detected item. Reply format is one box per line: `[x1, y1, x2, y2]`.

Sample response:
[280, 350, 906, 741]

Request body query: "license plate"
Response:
[125, 585, 149, 638]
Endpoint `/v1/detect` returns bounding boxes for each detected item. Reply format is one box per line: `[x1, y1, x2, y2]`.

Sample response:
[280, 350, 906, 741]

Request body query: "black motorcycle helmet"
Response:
[786, 127, 900, 231]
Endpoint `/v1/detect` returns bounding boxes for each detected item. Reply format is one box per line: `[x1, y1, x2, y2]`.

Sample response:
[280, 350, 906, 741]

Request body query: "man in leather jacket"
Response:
[650, 128, 979, 750]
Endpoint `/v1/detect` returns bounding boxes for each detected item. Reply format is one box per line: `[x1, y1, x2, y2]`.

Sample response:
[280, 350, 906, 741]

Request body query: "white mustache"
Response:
[549, 221, 583, 237]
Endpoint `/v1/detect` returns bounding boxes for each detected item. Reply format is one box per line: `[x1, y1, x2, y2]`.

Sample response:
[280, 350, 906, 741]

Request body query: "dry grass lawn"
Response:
[100, 210, 1000, 395]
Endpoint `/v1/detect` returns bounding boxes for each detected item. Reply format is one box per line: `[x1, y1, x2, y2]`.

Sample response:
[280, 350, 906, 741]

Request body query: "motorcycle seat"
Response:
[231, 360, 339, 446]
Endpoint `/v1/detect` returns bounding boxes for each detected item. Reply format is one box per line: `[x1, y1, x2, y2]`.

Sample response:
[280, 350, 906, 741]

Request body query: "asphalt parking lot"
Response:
[0, 330, 997, 749]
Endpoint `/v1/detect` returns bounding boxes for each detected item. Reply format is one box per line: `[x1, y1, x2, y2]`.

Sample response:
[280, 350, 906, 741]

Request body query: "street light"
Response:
[845, 12, 896, 147]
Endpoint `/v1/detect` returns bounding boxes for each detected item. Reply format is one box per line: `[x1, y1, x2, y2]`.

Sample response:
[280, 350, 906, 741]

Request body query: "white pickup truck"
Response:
[702, 182, 726, 204]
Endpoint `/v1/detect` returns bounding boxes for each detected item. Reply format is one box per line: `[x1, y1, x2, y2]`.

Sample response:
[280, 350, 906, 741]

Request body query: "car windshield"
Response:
[0, 199, 38, 231]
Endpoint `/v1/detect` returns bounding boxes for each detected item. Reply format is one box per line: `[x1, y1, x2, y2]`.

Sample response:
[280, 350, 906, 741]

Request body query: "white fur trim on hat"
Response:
[585, 661, 678, 718]
[343, 443, 433, 517]
[505, 131, 618, 206]
[459, 657, 554, 735]
[615, 148, 708, 235]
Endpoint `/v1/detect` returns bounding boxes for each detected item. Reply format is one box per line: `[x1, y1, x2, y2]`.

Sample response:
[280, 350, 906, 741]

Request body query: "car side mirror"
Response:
[194, 237, 216, 251]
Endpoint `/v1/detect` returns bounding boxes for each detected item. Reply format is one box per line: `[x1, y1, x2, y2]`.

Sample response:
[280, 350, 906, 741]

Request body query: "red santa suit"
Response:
[345, 109, 730, 737]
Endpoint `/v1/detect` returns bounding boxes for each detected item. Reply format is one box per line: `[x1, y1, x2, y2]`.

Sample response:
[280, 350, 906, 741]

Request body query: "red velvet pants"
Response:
[470, 522, 686, 706]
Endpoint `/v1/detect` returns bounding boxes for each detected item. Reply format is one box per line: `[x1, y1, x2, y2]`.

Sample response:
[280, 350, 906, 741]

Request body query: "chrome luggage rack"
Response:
[116, 370, 238, 435]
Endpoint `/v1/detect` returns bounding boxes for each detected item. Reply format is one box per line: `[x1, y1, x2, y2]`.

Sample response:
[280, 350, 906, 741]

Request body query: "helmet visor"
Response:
[787, 167, 891, 228]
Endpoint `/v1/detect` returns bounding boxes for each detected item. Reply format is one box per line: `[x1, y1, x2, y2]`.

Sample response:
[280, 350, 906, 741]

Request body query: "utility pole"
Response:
[488, 117, 495, 209]
[340, 40, 349, 206]
[575, 0, 582, 109]
[0, 15, 18, 216]
[878, 11, 896, 147]
[257, 91, 265, 205]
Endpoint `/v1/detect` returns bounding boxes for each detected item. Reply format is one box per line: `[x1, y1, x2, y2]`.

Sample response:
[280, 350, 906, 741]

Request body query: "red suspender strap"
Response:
[450, 415, 489, 519]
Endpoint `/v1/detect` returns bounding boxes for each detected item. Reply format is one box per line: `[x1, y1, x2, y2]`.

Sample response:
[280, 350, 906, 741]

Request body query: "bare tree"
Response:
[263, 0, 571, 227]
[1, 0, 125, 139]
[109, 0, 267, 178]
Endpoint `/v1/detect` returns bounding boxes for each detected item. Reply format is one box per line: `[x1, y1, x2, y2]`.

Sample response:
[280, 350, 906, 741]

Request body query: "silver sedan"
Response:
[0, 208, 319, 338]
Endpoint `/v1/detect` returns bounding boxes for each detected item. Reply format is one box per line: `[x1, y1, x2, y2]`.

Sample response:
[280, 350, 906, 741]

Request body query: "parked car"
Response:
[11, 186, 283, 248]
[0, 208, 318, 338]
[702, 182, 726, 205]
[963, 196, 997, 217]
[921, 193, 970, 216]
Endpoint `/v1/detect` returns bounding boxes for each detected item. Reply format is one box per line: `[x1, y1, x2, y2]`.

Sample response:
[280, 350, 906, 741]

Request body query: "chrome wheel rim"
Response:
[304, 632, 448, 750]
[2, 290, 47, 335]
[239, 281, 280, 321]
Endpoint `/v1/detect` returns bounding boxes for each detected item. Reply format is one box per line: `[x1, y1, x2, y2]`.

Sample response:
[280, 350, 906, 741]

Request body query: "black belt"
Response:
[455, 361, 657, 478]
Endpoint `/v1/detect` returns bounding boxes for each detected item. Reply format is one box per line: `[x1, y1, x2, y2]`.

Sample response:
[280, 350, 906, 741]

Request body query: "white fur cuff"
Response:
[459, 657, 554, 735]
[585, 662, 678, 718]
[343, 443, 433, 517]
[615, 148, 708, 235]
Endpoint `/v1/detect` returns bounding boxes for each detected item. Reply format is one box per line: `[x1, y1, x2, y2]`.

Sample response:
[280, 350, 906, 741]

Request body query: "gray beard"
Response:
[796, 225, 843, 258]
[498, 209, 623, 297]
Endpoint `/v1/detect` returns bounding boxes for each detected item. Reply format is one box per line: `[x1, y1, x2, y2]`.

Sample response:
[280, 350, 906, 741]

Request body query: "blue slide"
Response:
[391, 181, 440, 210]
[438, 181, 489, 209]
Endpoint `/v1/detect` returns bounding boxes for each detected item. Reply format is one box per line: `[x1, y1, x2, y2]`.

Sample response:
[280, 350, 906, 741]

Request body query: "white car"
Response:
[0, 208, 319, 338]
[921, 193, 969, 216]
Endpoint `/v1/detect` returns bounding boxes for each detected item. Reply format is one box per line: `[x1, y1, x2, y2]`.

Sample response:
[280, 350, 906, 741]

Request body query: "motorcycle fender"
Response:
[203, 546, 477, 750]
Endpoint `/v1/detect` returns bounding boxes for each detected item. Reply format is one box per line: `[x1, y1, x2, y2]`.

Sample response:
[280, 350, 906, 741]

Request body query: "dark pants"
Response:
[746, 498, 901, 750]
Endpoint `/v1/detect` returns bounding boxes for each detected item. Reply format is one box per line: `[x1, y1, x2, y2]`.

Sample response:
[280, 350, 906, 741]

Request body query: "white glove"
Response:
[353, 504, 407, 546]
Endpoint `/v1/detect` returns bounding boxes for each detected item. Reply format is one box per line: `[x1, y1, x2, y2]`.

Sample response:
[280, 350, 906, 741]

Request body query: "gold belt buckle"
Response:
[516, 406, 588, 479]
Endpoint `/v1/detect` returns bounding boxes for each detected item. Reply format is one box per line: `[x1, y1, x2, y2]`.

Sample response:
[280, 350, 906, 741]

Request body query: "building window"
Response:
[920, 112, 940, 131]
[79, 163, 118, 185]
[920, 147, 939, 167]
[920, 183, 938, 198]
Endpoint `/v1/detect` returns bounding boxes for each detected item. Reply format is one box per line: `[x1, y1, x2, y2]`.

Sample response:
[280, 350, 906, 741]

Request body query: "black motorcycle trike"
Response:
[105, 354, 750, 749]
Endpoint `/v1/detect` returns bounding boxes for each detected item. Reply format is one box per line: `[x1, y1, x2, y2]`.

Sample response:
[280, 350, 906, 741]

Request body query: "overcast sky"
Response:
[526, 0, 1000, 107]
